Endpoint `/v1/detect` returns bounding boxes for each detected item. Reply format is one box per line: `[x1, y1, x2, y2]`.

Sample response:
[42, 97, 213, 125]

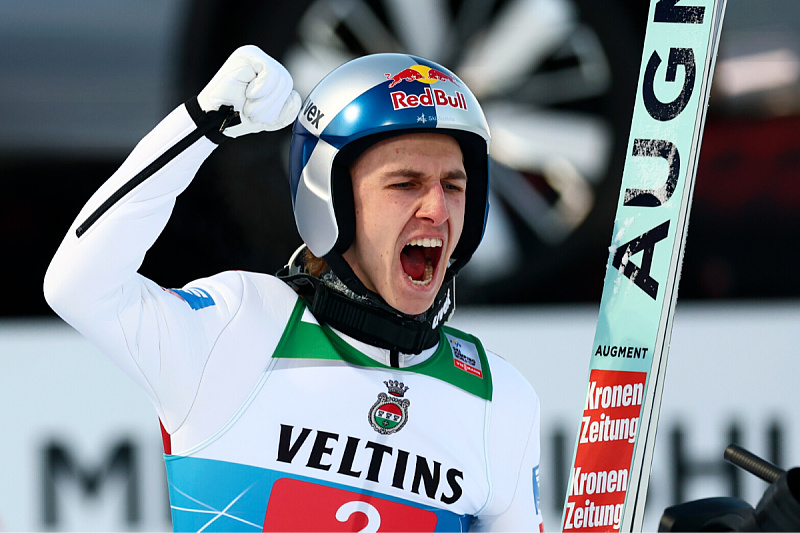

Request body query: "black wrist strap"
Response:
[185, 97, 240, 144]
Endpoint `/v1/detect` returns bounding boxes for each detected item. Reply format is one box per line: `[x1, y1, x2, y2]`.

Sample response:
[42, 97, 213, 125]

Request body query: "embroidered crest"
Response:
[369, 380, 410, 435]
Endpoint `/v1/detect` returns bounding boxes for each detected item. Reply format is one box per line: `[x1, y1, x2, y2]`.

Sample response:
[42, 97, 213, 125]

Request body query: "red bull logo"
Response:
[385, 64, 460, 88]
[386, 65, 467, 111]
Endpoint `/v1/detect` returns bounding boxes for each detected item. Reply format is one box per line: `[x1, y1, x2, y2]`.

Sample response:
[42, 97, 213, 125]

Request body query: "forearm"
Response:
[44, 102, 219, 325]
[45, 43, 300, 329]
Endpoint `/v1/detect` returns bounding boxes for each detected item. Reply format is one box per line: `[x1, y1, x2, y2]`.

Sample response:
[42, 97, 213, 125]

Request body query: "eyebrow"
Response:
[384, 168, 468, 181]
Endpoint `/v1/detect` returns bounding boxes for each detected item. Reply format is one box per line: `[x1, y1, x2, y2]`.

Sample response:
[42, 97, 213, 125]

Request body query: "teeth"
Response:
[407, 237, 443, 248]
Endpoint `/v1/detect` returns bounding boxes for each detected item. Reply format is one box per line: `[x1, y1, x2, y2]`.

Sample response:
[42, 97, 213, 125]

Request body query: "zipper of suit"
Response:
[76, 105, 238, 238]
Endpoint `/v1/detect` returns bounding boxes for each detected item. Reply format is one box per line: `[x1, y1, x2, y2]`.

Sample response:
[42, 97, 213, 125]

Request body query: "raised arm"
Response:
[44, 45, 301, 428]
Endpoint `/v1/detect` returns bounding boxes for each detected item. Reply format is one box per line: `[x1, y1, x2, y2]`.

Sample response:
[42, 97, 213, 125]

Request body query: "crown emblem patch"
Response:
[369, 380, 410, 435]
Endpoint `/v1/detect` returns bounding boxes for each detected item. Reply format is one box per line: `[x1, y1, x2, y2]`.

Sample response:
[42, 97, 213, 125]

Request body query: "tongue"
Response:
[401, 247, 427, 280]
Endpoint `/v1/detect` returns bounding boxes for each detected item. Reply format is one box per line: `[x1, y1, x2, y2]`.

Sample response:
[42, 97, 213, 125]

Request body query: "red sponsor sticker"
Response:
[263, 478, 438, 532]
[454, 359, 482, 378]
[562, 369, 647, 532]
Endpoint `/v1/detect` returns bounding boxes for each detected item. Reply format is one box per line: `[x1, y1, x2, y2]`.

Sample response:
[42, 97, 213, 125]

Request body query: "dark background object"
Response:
[2, 0, 799, 317]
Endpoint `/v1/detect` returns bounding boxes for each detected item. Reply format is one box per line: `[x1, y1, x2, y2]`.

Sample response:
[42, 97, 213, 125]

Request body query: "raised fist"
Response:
[197, 45, 301, 137]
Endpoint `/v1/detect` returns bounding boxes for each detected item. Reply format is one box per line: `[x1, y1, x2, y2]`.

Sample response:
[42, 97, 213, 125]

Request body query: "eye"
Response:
[443, 181, 465, 193]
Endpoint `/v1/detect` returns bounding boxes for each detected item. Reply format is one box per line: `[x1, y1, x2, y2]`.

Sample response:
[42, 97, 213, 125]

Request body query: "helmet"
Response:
[288, 53, 491, 273]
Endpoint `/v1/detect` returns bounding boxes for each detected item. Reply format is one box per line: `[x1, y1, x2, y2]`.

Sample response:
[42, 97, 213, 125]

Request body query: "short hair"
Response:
[303, 248, 329, 277]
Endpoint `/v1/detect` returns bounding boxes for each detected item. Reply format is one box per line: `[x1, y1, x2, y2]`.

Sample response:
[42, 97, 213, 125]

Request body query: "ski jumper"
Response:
[44, 101, 543, 532]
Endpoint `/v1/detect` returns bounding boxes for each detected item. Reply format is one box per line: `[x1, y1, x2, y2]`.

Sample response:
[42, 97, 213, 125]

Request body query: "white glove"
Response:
[197, 45, 301, 138]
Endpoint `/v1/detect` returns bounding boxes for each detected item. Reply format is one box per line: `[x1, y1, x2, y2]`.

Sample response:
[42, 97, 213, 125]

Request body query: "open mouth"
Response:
[400, 238, 443, 286]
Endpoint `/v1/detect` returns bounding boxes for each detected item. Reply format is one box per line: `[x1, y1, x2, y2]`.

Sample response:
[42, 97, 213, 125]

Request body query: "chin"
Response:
[393, 287, 439, 316]
[400, 300, 434, 316]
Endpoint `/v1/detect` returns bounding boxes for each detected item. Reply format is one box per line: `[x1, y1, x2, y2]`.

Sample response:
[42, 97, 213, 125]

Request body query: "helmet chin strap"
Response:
[277, 247, 455, 354]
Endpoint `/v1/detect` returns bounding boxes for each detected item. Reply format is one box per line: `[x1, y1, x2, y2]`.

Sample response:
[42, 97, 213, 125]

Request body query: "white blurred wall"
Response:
[1, 301, 798, 531]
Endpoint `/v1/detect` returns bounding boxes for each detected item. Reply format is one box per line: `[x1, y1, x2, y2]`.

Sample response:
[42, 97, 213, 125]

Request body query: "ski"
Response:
[561, 1, 727, 531]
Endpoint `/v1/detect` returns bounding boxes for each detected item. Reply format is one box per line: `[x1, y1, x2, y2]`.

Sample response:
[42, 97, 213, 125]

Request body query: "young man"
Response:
[45, 46, 543, 532]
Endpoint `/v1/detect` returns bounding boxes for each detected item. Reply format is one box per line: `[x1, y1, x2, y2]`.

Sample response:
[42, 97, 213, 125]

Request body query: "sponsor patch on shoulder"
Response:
[165, 287, 215, 310]
[445, 333, 483, 378]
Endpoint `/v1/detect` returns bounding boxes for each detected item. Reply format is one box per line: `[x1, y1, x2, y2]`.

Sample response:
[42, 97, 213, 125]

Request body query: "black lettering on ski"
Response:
[654, 0, 705, 24]
[643, 48, 696, 122]
[612, 221, 670, 300]
[625, 139, 680, 207]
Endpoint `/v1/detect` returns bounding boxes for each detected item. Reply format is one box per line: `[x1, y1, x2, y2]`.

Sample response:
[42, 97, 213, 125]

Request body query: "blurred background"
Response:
[0, 0, 798, 531]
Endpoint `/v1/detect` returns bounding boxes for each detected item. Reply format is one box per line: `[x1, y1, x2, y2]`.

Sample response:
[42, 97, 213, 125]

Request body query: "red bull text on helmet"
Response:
[386, 64, 467, 111]
[390, 88, 468, 111]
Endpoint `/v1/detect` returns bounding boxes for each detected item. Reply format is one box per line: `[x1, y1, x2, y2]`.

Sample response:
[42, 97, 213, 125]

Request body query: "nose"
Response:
[416, 183, 449, 226]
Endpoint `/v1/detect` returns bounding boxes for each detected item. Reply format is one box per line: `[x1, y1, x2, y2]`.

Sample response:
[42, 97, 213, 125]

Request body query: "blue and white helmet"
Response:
[289, 53, 491, 272]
